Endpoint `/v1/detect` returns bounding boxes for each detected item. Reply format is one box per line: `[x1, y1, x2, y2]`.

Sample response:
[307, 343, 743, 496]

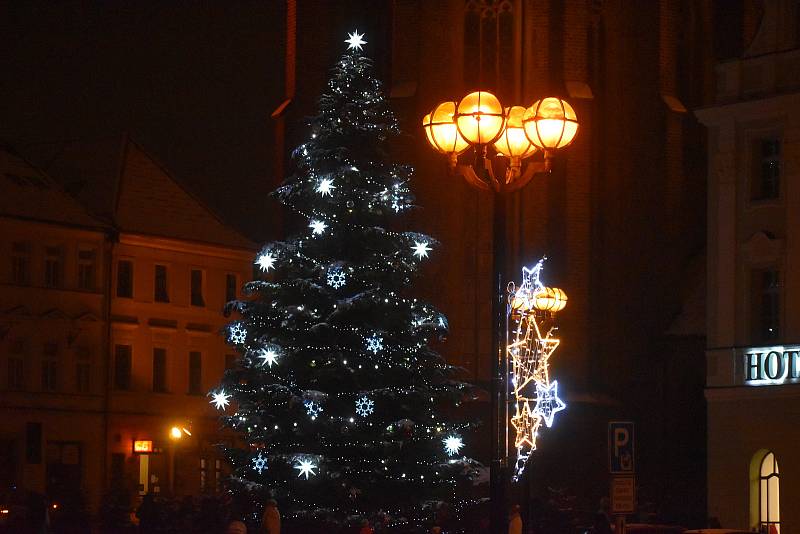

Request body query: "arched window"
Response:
[759, 451, 780, 533]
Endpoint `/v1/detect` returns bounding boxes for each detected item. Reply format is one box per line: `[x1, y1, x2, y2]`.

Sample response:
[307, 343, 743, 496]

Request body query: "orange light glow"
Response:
[170, 427, 183, 439]
[494, 106, 537, 159]
[522, 97, 579, 150]
[455, 91, 506, 145]
[422, 102, 470, 156]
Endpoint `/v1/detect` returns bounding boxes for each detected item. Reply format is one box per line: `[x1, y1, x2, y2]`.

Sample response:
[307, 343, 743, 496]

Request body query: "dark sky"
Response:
[1, 2, 286, 240]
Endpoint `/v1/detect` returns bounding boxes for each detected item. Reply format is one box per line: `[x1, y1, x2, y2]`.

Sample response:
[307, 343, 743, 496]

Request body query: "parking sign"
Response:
[608, 421, 635, 474]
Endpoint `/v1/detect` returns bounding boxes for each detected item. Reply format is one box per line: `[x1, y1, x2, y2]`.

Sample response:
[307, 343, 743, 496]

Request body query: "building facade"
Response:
[697, 1, 800, 532]
[0, 137, 256, 513]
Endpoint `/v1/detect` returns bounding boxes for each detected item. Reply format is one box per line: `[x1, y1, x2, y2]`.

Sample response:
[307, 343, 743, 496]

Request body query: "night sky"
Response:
[1, 2, 288, 240]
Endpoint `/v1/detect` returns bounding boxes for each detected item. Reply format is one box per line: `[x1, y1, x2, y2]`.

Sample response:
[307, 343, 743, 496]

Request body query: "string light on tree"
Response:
[251, 452, 268, 474]
[507, 258, 568, 479]
[209, 389, 231, 410]
[355, 395, 374, 417]
[294, 458, 318, 479]
[443, 434, 464, 456]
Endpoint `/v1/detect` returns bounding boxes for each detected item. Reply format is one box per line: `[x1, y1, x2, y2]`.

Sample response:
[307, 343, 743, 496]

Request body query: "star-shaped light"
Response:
[533, 380, 566, 428]
[309, 219, 328, 235]
[209, 389, 231, 410]
[294, 458, 317, 479]
[443, 434, 464, 456]
[255, 251, 276, 272]
[411, 241, 432, 259]
[345, 30, 367, 51]
[316, 178, 336, 197]
[258, 347, 280, 368]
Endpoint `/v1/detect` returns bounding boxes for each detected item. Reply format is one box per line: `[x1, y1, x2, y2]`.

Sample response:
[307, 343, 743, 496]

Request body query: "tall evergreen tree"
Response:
[214, 32, 479, 528]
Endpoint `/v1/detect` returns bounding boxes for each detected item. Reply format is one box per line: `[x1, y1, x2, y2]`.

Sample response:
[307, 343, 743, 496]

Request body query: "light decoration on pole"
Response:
[422, 93, 578, 191]
[507, 258, 568, 479]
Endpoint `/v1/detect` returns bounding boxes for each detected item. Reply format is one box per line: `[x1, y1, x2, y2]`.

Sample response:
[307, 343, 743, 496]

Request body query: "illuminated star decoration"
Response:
[309, 219, 328, 235]
[327, 266, 347, 289]
[251, 452, 268, 474]
[355, 395, 374, 417]
[443, 434, 464, 456]
[294, 458, 317, 479]
[229, 323, 247, 345]
[209, 389, 231, 410]
[257, 347, 280, 368]
[304, 400, 323, 419]
[316, 178, 336, 197]
[507, 258, 567, 480]
[533, 380, 566, 428]
[345, 30, 367, 51]
[411, 241, 432, 259]
[255, 251, 276, 272]
[365, 334, 383, 354]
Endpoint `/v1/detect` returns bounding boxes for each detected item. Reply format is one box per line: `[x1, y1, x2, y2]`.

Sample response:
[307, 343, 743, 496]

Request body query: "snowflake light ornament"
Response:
[255, 251, 276, 272]
[229, 323, 247, 345]
[355, 395, 374, 417]
[304, 400, 323, 419]
[294, 458, 317, 479]
[443, 434, 464, 456]
[209, 389, 231, 410]
[327, 266, 347, 289]
[251, 452, 268, 474]
[365, 334, 383, 354]
[316, 178, 336, 197]
[309, 219, 327, 235]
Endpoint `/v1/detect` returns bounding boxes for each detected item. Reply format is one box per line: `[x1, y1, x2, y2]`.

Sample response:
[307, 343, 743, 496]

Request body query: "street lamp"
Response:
[168, 425, 191, 494]
[422, 91, 578, 534]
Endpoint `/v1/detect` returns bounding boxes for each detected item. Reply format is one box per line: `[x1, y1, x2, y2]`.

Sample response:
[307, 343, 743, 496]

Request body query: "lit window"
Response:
[760, 452, 780, 533]
[751, 138, 780, 201]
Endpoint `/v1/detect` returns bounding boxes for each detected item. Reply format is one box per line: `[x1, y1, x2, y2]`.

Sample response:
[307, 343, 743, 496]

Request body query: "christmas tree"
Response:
[214, 31, 479, 528]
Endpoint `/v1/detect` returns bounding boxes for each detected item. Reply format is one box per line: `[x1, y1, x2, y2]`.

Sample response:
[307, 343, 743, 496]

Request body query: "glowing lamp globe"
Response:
[423, 102, 470, 156]
[494, 106, 537, 159]
[522, 97, 579, 150]
[532, 287, 568, 312]
[510, 293, 531, 312]
[454, 91, 506, 145]
[170, 426, 183, 439]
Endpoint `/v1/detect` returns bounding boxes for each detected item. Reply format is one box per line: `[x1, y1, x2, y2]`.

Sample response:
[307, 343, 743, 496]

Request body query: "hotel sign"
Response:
[744, 346, 800, 385]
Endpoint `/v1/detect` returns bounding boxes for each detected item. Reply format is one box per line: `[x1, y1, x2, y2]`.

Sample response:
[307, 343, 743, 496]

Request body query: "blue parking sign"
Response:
[608, 421, 635, 474]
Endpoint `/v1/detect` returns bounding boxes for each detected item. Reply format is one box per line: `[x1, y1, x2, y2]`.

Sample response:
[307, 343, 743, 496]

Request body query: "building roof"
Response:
[0, 145, 106, 230]
[29, 135, 256, 250]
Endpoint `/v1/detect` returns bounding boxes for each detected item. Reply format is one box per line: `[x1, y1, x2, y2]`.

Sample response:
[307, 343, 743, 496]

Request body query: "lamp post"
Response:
[423, 92, 578, 534]
[168, 425, 191, 495]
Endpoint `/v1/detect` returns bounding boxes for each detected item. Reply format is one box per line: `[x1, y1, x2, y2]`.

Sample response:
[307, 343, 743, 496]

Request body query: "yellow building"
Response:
[1, 136, 255, 513]
[697, 2, 800, 532]
[0, 146, 109, 510]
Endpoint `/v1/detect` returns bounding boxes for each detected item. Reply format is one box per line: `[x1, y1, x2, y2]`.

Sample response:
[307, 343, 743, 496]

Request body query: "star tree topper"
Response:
[345, 30, 367, 51]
